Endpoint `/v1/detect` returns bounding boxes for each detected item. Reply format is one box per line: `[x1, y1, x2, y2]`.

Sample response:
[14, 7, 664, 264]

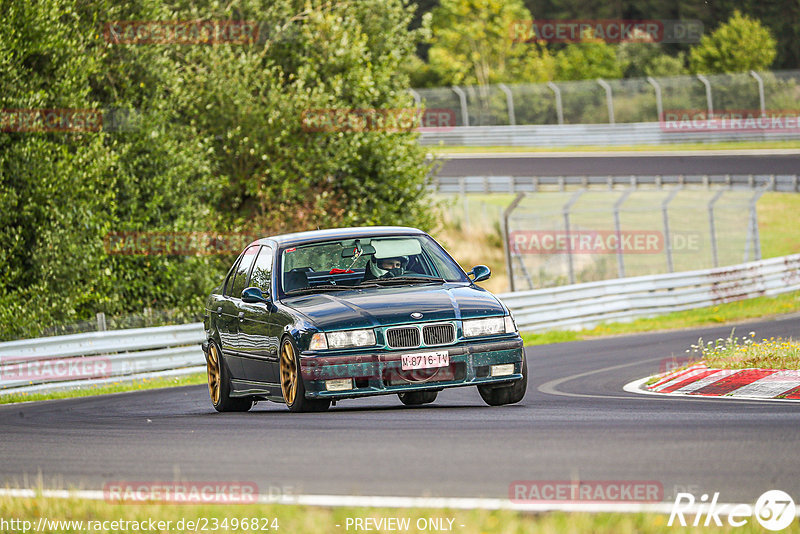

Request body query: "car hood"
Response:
[281, 283, 505, 331]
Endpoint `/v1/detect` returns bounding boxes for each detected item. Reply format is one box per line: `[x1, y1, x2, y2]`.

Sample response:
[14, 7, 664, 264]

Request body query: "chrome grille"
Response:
[386, 327, 421, 349]
[423, 323, 455, 346]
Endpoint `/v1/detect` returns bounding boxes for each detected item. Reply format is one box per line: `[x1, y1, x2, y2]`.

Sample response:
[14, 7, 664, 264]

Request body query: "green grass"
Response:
[522, 290, 800, 347]
[0, 372, 206, 405]
[0, 495, 792, 533]
[689, 331, 800, 371]
[758, 193, 800, 258]
[428, 140, 800, 153]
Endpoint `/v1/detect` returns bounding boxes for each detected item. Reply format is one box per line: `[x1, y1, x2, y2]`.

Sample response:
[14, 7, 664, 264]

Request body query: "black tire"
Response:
[206, 341, 253, 412]
[280, 336, 331, 413]
[477, 356, 528, 406]
[398, 390, 438, 406]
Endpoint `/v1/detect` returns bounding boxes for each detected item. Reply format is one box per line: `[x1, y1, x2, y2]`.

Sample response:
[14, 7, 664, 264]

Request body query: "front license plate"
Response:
[401, 351, 449, 371]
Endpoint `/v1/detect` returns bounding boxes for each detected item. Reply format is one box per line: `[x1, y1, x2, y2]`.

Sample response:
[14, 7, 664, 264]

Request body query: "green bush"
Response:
[0, 0, 434, 340]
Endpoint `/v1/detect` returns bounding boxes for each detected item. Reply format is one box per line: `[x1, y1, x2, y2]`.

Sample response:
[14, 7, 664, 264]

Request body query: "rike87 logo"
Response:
[668, 490, 796, 531]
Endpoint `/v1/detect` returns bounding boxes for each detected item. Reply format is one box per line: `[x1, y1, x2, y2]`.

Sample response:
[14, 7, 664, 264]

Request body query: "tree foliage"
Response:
[427, 0, 555, 86]
[0, 0, 433, 340]
[553, 30, 623, 81]
[409, 0, 794, 87]
[689, 10, 777, 74]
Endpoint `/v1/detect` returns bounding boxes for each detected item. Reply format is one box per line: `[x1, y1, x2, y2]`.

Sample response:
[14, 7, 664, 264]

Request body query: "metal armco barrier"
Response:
[419, 121, 800, 147]
[1, 253, 799, 395]
[497, 254, 800, 331]
[430, 174, 800, 194]
[0, 323, 205, 394]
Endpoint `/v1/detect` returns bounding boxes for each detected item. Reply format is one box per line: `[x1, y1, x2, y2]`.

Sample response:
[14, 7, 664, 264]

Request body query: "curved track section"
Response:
[1, 315, 799, 504]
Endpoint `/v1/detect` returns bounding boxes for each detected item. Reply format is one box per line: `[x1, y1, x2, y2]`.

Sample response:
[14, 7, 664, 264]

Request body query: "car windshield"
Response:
[279, 234, 468, 295]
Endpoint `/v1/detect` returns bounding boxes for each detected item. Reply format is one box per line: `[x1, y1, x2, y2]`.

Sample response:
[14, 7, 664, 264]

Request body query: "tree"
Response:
[689, 10, 777, 73]
[174, 0, 435, 233]
[0, 0, 224, 339]
[0, 0, 435, 339]
[554, 30, 623, 81]
[616, 28, 688, 78]
[426, 0, 554, 86]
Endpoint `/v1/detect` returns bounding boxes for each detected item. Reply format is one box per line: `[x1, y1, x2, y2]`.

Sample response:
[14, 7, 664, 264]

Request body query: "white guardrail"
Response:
[1, 253, 799, 395]
[501, 253, 800, 331]
[419, 121, 800, 147]
[0, 323, 206, 395]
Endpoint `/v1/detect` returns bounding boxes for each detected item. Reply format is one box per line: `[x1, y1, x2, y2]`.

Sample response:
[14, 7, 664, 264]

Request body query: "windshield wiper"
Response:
[366, 276, 446, 285]
[284, 284, 357, 296]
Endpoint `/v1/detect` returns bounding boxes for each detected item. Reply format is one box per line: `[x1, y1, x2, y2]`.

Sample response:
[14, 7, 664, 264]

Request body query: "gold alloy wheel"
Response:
[280, 340, 298, 406]
[207, 343, 221, 405]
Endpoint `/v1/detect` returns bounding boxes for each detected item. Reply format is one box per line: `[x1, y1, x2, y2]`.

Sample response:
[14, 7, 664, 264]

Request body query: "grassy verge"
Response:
[521, 290, 800, 347]
[0, 372, 206, 405]
[428, 140, 800, 154]
[0, 495, 788, 534]
[688, 331, 800, 370]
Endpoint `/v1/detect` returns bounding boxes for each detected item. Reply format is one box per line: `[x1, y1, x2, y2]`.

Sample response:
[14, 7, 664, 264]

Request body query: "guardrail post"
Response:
[749, 71, 766, 116]
[696, 74, 714, 115]
[462, 192, 470, 229]
[708, 190, 725, 267]
[661, 188, 681, 272]
[96, 312, 106, 331]
[451, 86, 469, 127]
[497, 83, 516, 126]
[563, 190, 585, 285]
[744, 187, 767, 261]
[647, 76, 663, 121]
[597, 78, 614, 124]
[409, 89, 421, 108]
[613, 189, 633, 278]
[547, 82, 564, 125]
[503, 193, 526, 292]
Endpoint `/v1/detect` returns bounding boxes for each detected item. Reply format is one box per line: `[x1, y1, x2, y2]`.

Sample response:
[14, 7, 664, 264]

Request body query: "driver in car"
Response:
[363, 255, 408, 281]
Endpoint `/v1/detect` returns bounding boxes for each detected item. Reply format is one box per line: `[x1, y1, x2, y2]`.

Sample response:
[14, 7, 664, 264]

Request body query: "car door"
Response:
[238, 245, 281, 387]
[222, 244, 260, 380]
[215, 257, 241, 357]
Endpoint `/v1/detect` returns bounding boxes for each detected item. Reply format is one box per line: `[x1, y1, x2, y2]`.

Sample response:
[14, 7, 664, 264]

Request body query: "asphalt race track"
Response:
[435, 152, 800, 177]
[2, 314, 799, 504]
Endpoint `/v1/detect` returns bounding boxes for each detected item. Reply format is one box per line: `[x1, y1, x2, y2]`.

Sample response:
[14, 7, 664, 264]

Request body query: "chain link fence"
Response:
[503, 189, 763, 290]
[413, 70, 800, 126]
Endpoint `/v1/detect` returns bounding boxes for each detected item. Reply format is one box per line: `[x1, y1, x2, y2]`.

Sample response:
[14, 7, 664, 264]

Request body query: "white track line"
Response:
[0, 488, 791, 516]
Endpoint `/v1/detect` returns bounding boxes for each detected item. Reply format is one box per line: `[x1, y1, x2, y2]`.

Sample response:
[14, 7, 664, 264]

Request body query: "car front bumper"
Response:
[299, 337, 524, 399]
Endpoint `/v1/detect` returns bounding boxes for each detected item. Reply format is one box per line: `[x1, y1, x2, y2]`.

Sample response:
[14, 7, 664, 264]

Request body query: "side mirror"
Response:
[241, 286, 269, 304]
[468, 265, 491, 283]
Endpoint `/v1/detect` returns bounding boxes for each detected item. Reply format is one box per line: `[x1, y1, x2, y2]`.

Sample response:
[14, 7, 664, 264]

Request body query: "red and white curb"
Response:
[625, 363, 800, 402]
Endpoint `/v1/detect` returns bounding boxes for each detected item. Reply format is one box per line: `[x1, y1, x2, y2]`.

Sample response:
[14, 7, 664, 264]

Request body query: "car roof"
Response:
[251, 226, 427, 248]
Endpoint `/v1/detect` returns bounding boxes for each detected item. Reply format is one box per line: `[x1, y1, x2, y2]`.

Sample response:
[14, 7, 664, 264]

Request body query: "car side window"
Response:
[223, 256, 242, 297]
[249, 245, 273, 294]
[230, 245, 259, 298]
